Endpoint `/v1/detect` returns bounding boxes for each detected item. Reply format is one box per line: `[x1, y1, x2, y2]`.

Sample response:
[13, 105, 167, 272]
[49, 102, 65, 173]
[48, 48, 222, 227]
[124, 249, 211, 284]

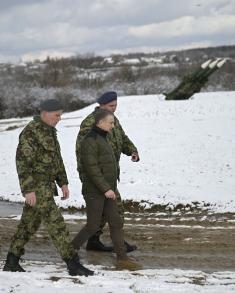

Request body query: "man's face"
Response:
[40, 110, 63, 127]
[100, 100, 117, 113]
[98, 114, 115, 132]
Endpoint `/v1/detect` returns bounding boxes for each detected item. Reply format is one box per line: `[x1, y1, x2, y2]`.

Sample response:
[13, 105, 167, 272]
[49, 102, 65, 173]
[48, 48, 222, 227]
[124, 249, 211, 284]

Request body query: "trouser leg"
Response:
[93, 188, 124, 237]
[9, 204, 42, 257]
[115, 189, 124, 223]
[93, 217, 106, 237]
[41, 197, 76, 260]
[72, 194, 104, 249]
[103, 198, 127, 260]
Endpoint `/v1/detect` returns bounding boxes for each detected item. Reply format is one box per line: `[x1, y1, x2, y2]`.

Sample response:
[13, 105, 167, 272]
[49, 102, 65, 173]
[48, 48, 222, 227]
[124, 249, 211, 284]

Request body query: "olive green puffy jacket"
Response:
[80, 125, 118, 195]
[76, 107, 138, 181]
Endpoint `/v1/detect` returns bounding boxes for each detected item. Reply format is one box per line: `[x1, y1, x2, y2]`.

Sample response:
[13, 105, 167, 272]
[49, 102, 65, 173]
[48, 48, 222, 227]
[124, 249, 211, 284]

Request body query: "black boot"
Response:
[86, 235, 113, 252]
[125, 241, 137, 253]
[3, 252, 25, 272]
[65, 255, 94, 277]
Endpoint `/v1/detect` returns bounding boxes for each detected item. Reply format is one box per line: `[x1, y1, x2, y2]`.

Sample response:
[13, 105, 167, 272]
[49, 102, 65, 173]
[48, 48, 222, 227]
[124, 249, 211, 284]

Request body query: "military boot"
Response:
[116, 258, 143, 271]
[86, 235, 113, 252]
[65, 255, 94, 277]
[3, 252, 25, 272]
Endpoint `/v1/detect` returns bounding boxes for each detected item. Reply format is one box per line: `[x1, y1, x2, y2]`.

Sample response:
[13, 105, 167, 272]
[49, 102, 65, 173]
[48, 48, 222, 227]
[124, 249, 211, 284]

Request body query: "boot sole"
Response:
[69, 270, 94, 277]
[3, 266, 25, 272]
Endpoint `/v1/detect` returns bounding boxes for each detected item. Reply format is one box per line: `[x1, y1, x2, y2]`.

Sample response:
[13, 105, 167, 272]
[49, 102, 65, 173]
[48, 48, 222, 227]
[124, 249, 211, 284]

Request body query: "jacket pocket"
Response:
[37, 139, 56, 165]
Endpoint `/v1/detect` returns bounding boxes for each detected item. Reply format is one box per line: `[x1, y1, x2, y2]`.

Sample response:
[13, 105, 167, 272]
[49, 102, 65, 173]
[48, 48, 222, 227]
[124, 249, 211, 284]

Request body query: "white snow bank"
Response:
[0, 92, 234, 212]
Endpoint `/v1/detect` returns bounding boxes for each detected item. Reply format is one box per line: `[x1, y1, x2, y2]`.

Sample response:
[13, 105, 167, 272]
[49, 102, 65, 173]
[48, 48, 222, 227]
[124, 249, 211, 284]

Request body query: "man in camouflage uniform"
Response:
[76, 91, 140, 252]
[3, 99, 93, 276]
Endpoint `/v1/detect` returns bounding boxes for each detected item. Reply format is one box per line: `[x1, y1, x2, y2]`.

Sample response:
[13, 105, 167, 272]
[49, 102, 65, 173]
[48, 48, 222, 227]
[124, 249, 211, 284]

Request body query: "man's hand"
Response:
[61, 185, 70, 200]
[105, 189, 116, 200]
[131, 152, 140, 162]
[25, 192, 36, 206]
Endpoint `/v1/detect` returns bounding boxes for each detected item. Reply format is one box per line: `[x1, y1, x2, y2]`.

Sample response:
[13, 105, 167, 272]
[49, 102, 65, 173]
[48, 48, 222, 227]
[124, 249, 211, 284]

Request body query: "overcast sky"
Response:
[0, 0, 235, 62]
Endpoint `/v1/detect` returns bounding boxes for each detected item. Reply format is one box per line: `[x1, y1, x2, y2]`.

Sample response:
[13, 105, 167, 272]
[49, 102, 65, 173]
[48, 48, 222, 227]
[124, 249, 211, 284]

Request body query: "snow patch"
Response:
[0, 261, 235, 292]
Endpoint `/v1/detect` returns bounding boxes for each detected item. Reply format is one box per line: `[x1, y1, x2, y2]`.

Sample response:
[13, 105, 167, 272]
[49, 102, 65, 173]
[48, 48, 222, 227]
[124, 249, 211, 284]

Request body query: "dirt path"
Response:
[0, 202, 235, 272]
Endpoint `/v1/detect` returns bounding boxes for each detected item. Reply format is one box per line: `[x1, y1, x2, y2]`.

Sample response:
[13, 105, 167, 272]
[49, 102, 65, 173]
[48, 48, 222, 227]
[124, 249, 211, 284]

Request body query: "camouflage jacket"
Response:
[76, 107, 138, 180]
[16, 116, 68, 195]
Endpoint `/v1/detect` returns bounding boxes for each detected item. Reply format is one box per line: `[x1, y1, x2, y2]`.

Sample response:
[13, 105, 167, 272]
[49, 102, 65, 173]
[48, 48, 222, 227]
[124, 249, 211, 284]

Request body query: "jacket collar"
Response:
[92, 124, 108, 138]
[33, 115, 57, 131]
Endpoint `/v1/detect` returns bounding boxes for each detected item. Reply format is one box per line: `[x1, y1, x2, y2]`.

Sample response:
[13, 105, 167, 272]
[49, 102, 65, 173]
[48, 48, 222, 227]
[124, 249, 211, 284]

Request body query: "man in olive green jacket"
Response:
[76, 91, 139, 252]
[3, 99, 93, 277]
[73, 109, 142, 271]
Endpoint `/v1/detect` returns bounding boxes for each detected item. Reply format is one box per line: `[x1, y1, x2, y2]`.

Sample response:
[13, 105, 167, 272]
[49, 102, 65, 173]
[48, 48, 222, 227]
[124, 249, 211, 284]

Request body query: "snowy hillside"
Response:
[0, 92, 234, 212]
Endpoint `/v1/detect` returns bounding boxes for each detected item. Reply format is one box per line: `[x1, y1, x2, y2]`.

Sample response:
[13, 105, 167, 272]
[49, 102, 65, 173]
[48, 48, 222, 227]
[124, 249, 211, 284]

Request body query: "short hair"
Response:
[94, 109, 114, 125]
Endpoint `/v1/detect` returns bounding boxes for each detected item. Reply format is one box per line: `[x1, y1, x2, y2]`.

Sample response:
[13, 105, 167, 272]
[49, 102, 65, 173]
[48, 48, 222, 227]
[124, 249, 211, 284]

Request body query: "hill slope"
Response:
[0, 91, 234, 212]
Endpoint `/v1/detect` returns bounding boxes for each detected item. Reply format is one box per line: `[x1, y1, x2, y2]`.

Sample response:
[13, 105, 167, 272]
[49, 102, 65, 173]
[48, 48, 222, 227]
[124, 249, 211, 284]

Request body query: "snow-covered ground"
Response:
[0, 261, 235, 293]
[0, 92, 234, 212]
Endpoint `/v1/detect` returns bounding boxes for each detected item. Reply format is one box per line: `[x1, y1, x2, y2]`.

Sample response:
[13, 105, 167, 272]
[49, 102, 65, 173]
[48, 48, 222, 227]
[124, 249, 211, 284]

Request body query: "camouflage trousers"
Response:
[9, 185, 76, 261]
[94, 189, 124, 237]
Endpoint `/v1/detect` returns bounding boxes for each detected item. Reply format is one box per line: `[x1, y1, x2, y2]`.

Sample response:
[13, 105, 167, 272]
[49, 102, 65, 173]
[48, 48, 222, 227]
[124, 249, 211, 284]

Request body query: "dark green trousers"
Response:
[72, 192, 127, 259]
[9, 185, 76, 261]
[95, 189, 124, 237]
